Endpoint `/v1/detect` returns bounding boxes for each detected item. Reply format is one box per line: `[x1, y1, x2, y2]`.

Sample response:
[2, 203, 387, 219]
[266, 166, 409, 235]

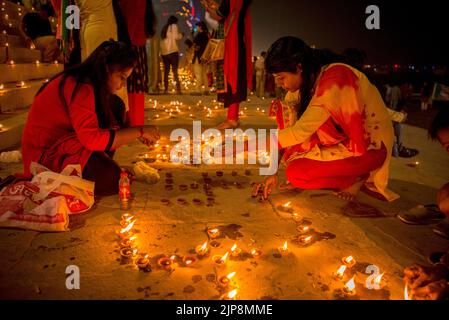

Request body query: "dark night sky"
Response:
[250, 0, 448, 65]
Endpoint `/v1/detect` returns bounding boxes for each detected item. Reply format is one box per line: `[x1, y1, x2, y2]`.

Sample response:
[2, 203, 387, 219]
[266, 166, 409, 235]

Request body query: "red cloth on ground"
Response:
[21, 76, 112, 177]
[227, 103, 239, 121]
[128, 93, 145, 126]
[118, 0, 147, 46]
[285, 144, 387, 190]
[224, 0, 252, 94]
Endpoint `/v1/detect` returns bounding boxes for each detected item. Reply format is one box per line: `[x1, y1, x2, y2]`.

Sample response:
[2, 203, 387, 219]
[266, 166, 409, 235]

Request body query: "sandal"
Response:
[398, 147, 419, 158]
[397, 204, 446, 225]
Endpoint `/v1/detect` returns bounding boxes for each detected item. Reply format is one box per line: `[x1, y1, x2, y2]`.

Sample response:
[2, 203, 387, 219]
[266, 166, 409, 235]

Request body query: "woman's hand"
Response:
[140, 125, 160, 146]
[404, 264, 449, 289]
[251, 174, 279, 200]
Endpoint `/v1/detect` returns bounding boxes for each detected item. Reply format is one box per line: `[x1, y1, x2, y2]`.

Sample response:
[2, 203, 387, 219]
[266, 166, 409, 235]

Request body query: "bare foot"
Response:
[334, 175, 368, 201]
[216, 120, 239, 130]
[279, 181, 298, 192]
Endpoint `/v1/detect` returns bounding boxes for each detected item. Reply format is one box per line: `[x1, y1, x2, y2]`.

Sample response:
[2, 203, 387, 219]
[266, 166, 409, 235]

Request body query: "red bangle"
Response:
[139, 127, 144, 138]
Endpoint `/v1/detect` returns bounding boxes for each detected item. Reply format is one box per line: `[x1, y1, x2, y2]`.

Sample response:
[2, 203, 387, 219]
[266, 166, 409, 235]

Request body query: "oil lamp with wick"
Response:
[195, 241, 209, 257]
[230, 244, 242, 257]
[117, 220, 136, 239]
[212, 252, 229, 267]
[120, 235, 137, 249]
[279, 201, 293, 213]
[278, 241, 290, 256]
[343, 276, 356, 296]
[250, 248, 262, 258]
[297, 224, 311, 235]
[298, 234, 313, 246]
[342, 255, 356, 268]
[291, 212, 302, 222]
[219, 272, 236, 287]
[221, 289, 238, 300]
[207, 228, 221, 239]
[182, 256, 197, 267]
[333, 265, 347, 280]
[136, 254, 150, 269]
[372, 273, 385, 290]
[157, 255, 176, 270]
[120, 247, 137, 263]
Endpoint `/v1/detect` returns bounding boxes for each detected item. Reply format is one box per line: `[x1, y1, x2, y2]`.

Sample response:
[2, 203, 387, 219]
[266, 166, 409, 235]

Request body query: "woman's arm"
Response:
[201, 0, 224, 21]
[277, 106, 331, 149]
[110, 126, 159, 151]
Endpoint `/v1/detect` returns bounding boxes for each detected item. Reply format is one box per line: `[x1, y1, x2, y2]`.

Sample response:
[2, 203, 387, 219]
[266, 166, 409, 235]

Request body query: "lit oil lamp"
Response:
[221, 289, 238, 300]
[298, 235, 313, 245]
[219, 272, 236, 287]
[183, 256, 197, 267]
[230, 244, 242, 257]
[207, 228, 221, 239]
[35, 60, 40, 65]
[0, 84, 4, 91]
[16, 81, 25, 87]
[291, 212, 302, 222]
[333, 265, 347, 280]
[136, 254, 150, 269]
[343, 276, 356, 296]
[157, 256, 176, 270]
[250, 248, 262, 258]
[372, 273, 385, 290]
[278, 241, 290, 256]
[195, 241, 209, 257]
[0, 123, 3, 131]
[342, 255, 356, 268]
[212, 252, 229, 267]
[120, 216, 136, 227]
[297, 224, 310, 235]
[117, 220, 136, 238]
[120, 235, 137, 249]
[120, 247, 137, 263]
[279, 201, 293, 212]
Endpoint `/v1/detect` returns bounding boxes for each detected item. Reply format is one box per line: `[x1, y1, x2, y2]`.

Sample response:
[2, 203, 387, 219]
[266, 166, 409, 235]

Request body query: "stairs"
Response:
[0, 0, 62, 151]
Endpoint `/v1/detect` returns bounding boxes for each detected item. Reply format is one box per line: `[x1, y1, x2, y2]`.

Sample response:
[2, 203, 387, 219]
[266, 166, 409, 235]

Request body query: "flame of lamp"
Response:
[195, 242, 209, 257]
[333, 265, 347, 280]
[230, 244, 242, 257]
[342, 255, 356, 268]
[219, 272, 236, 287]
[222, 289, 238, 300]
[344, 277, 356, 296]
[182, 256, 196, 267]
[278, 241, 290, 256]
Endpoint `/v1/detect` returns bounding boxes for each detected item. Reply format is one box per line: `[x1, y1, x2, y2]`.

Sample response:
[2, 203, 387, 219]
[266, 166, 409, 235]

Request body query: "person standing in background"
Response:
[116, 0, 156, 126]
[160, 16, 184, 94]
[255, 51, 266, 98]
[192, 21, 210, 95]
[201, 0, 253, 130]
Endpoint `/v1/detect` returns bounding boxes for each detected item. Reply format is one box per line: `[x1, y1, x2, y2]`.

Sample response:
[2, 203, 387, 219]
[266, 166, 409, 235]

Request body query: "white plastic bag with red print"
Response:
[0, 162, 94, 232]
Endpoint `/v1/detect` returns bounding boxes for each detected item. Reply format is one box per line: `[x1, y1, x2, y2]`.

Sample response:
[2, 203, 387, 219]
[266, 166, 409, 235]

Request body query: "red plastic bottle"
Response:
[119, 170, 130, 210]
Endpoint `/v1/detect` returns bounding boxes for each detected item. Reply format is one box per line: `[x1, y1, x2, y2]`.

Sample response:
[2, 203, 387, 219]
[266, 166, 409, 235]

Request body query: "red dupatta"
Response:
[224, 0, 253, 94]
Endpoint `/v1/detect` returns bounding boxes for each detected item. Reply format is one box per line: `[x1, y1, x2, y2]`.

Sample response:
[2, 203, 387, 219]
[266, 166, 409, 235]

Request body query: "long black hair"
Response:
[36, 40, 138, 128]
[161, 15, 179, 39]
[265, 36, 351, 118]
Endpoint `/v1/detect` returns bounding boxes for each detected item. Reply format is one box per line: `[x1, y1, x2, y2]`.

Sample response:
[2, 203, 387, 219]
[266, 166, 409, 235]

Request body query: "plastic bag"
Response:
[133, 161, 160, 184]
[0, 162, 94, 232]
[0, 150, 22, 163]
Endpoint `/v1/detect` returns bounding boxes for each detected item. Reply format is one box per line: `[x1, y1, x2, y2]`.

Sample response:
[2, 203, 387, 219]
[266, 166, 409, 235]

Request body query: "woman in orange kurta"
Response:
[255, 37, 398, 202]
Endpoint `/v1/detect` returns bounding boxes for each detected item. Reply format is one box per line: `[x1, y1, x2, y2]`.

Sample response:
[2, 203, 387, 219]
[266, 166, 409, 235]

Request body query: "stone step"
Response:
[0, 62, 62, 83]
[0, 33, 25, 47]
[0, 79, 44, 112]
[0, 45, 41, 63]
[0, 108, 27, 151]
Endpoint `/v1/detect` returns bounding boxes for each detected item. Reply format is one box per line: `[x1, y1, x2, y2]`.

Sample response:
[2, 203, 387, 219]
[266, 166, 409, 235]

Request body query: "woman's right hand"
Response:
[140, 125, 160, 146]
[251, 174, 279, 200]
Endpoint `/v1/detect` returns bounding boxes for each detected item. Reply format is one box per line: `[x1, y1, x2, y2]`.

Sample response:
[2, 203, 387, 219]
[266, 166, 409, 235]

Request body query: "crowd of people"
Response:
[5, 0, 449, 300]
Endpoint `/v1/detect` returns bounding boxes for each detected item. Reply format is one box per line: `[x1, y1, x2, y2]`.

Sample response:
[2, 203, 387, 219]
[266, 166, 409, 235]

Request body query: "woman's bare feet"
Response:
[216, 119, 239, 130]
[279, 181, 298, 192]
[334, 175, 369, 201]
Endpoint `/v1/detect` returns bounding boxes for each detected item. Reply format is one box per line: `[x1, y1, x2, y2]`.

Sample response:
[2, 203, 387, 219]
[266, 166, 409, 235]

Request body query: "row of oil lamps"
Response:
[116, 213, 241, 300]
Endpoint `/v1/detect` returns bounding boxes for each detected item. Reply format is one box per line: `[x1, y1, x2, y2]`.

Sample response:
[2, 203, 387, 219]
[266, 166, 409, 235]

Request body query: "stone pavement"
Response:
[0, 93, 448, 300]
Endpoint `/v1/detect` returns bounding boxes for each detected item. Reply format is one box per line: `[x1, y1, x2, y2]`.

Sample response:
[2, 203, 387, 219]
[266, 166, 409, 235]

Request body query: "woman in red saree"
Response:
[254, 37, 398, 202]
[22, 41, 160, 196]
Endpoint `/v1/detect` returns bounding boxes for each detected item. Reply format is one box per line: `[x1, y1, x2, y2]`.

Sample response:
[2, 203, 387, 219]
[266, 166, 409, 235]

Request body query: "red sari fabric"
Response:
[224, 0, 253, 94]
[21, 76, 112, 177]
